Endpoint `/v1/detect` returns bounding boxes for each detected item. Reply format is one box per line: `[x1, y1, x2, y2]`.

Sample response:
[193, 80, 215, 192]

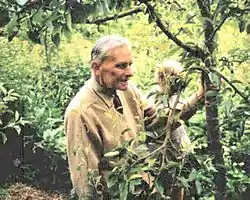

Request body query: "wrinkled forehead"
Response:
[104, 45, 132, 61]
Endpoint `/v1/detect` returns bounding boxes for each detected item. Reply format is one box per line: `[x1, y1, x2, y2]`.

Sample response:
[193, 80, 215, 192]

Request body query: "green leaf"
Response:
[103, 0, 111, 12]
[15, 111, 20, 121]
[195, 180, 202, 195]
[148, 13, 156, 24]
[225, 101, 232, 117]
[104, 151, 120, 158]
[214, 163, 228, 170]
[119, 181, 128, 200]
[154, 178, 164, 196]
[60, 154, 66, 160]
[167, 46, 181, 56]
[165, 161, 180, 169]
[52, 23, 61, 35]
[230, 80, 242, 84]
[209, 72, 220, 86]
[0, 132, 7, 144]
[11, 92, 20, 98]
[27, 30, 41, 44]
[107, 175, 118, 188]
[205, 90, 218, 97]
[49, 0, 60, 7]
[6, 14, 18, 36]
[65, 10, 72, 32]
[239, 19, 246, 33]
[129, 174, 142, 180]
[62, 25, 72, 41]
[51, 33, 61, 47]
[246, 23, 250, 34]
[14, 125, 21, 135]
[177, 176, 190, 189]
[33, 10, 44, 25]
[129, 178, 142, 195]
[16, 0, 28, 5]
[0, 84, 7, 95]
[137, 131, 147, 142]
[222, 87, 232, 93]
[134, 144, 148, 155]
[7, 89, 14, 94]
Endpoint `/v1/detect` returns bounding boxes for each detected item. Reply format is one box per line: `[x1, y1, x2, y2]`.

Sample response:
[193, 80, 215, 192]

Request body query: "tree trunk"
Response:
[204, 75, 226, 200]
[203, 17, 227, 200]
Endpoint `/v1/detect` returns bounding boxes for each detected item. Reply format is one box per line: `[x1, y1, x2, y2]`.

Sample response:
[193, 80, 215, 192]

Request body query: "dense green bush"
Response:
[0, 36, 91, 150]
[29, 64, 91, 152]
[0, 83, 28, 144]
[0, 36, 92, 190]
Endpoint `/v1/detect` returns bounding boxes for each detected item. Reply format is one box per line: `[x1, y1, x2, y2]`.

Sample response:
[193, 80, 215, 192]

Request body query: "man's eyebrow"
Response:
[115, 62, 133, 68]
[116, 61, 132, 64]
[115, 61, 133, 66]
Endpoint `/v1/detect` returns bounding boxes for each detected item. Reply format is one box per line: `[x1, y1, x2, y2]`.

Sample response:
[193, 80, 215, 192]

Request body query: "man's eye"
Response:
[115, 63, 131, 69]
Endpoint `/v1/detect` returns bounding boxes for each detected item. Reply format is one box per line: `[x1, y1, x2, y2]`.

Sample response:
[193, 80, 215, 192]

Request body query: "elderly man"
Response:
[64, 35, 204, 200]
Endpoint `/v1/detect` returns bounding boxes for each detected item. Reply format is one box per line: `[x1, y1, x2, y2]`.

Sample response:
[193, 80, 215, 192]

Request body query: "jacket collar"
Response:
[87, 77, 115, 108]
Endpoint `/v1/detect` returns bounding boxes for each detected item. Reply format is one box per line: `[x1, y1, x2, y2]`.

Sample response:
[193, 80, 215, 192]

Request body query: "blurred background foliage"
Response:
[0, 0, 250, 199]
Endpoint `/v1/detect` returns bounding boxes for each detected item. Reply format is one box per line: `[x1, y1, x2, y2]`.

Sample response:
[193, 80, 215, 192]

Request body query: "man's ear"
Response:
[91, 61, 101, 76]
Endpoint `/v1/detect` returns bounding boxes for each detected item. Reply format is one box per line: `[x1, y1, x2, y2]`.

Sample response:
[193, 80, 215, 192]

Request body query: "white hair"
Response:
[90, 35, 131, 63]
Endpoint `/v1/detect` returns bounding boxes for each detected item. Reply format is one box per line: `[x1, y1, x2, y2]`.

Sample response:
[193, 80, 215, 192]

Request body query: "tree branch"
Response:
[211, 69, 249, 102]
[196, 0, 212, 18]
[86, 7, 143, 25]
[209, 13, 230, 41]
[210, 6, 250, 44]
[139, 0, 206, 60]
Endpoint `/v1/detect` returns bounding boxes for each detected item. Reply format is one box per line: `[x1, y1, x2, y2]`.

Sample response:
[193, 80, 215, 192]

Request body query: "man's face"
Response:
[93, 45, 134, 91]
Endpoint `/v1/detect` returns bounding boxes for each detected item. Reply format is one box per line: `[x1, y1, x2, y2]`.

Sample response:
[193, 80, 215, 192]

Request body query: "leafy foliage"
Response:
[0, 83, 28, 144]
[0, 0, 137, 47]
[0, 186, 8, 199]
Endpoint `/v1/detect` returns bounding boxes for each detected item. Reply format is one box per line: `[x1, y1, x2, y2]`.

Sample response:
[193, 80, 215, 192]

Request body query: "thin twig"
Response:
[209, 8, 233, 42]
[44, 28, 50, 66]
[86, 7, 143, 25]
[129, 145, 165, 169]
[160, 88, 182, 168]
[210, 6, 250, 42]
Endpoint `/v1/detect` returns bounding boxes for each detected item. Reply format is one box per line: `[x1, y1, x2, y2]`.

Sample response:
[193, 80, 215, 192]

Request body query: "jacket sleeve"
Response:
[65, 108, 103, 199]
[178, 92, 204, 121]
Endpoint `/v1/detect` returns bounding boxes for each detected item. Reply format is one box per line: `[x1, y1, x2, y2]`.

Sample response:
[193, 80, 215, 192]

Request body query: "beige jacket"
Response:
[64, 78, 149, 199]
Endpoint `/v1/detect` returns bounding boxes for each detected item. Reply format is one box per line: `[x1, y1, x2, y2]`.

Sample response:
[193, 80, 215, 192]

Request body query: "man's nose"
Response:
[125, 65, 134, 77]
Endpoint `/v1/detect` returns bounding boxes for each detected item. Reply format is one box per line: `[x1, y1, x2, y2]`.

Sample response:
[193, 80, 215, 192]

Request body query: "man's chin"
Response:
[117, 86, 129, 91]
[117, 82, 129, 91]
